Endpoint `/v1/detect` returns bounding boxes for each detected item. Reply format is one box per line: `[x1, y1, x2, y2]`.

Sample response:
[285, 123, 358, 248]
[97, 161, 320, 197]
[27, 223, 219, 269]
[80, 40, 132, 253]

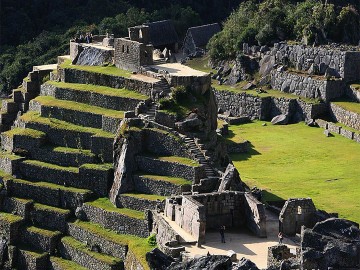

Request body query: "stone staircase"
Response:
[0, 66, 157, 269]
[0, 66, 55, 132]
[153, 58, 167, 65]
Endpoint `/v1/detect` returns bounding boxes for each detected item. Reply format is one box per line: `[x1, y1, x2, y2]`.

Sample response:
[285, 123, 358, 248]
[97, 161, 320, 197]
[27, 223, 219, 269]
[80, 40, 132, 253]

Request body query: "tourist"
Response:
[278, 232, 283, 244]
[219, 225, 226, 243]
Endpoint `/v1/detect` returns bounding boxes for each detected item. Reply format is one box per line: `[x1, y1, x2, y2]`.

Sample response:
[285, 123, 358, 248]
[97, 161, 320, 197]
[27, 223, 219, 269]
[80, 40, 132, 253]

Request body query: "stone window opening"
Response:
[144, 51, 148, 58]
[297, 206, 302, 215]
[127, 46, 129, 53]
[122, 45, 125, 53]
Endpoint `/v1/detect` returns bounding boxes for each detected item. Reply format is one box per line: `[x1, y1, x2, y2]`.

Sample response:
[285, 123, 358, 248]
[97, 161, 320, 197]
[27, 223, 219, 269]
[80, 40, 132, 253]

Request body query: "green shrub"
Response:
[158, 98, 175, 109]
[171, 86, 189, 103]
[147, 233, 157, 246]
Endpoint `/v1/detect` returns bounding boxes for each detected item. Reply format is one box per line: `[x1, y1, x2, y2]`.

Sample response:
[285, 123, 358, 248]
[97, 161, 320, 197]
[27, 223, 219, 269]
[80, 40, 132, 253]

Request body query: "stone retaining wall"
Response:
[346, 86, 360, 102]
[21, 227, 60, 254]
[315, 119, 360, 144]
[67, 222, 128, 260]
[135, 156, 205, 183]
[41, 83, 149, 112]
[214, 89, 328, 122]
[31, 207, 70, 233]
[270, 70, 344, 102]
[59, 68, 154, 98]
[117, 195, 163, 212]
[124, 249, 145, 270]
[82, 203, 149, 238]
[329, 103, 360, 130]
[16, 249, 48, 270]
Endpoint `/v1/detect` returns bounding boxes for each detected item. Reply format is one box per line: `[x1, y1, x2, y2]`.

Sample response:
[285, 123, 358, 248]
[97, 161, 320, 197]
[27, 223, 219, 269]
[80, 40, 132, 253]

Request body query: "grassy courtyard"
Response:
[228, 121, 360, 224]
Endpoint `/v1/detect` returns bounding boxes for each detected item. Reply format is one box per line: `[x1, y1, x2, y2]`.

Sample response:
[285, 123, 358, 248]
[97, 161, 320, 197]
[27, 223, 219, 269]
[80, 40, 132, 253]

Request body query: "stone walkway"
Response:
[150, 63, 208, 77]
[183, 210, 299, 269]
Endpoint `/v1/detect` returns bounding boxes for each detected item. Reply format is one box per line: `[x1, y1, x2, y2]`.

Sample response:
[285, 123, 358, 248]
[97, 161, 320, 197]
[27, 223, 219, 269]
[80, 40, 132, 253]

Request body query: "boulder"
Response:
[301, 218, 360, 270]
[168, 255, 232, 270]
[0, 237, 8, 267]
[234, 257, 259, 270]
[242, 82, 255, 90]
[271, 114, 288, 125]
[75, 46, 113, 66]
[75, 206, 87, 221]
[259, 55, 276, 76]
[307, 64, 319, 75]
[218, 163, 244, 192]
[146, 248, 174, 270]
[175, 113, 203, 132]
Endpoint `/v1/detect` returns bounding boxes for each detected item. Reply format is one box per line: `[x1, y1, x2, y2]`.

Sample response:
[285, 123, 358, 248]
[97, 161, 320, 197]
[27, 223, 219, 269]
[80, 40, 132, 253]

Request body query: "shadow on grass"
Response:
[262, 190, 284, 202]
[230, 142, 261, 162]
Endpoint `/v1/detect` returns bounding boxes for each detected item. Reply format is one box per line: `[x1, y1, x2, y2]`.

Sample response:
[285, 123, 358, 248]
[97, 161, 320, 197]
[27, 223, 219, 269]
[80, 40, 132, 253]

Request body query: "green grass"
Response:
[20, 248, 47, 259]
[351, 83, 360, 91]
[137, 173, 191, 186]
[0, 152, 24, 161]
[184, 55, 215, 73]
[23, 159, 79, 173]
[52, 146, 94, 156]
[72, 220, 153, 270]
[332, 100, 360, 114]
[34, 203, 70, 215]
[80, 163, 113, 171]
[46, 81, 148, 100]
[0, 212, 23, 223]
[61, 59, 131, 78]
[20, 111, 114, 139]
[61, 236, 122, 265]
[86, 198, 145, 220]
[50, 257, 88, 270]
[229, 121, 360, 224]
[34, 96, 124, 119]
[145, 154, 199, 167]
[27, 226, 61, 237]
[122, 193, 165, 201]
[3, 128, 45, 139]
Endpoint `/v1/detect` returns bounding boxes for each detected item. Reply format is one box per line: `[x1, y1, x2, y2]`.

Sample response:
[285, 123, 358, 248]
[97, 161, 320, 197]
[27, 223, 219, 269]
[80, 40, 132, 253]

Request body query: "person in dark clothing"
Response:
[278, 232, 283, 244]
[219, 225, 226, 243]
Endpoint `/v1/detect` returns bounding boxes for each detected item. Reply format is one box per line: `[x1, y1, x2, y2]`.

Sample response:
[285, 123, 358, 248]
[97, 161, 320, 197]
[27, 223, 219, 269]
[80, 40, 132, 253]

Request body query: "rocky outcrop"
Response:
[168, 255, 232, 270]
[218, 163, 244, 192]
[301, 218, 360, 269]
[74, 45, 114, 66]
[234, 257, 259, 270]
[145, 248, 175, 270]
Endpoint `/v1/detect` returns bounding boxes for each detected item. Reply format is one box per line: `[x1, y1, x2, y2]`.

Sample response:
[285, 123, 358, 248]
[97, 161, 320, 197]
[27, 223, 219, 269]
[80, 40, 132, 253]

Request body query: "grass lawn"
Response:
[332, 100, 360, 114]
[229, 121, 360, 224]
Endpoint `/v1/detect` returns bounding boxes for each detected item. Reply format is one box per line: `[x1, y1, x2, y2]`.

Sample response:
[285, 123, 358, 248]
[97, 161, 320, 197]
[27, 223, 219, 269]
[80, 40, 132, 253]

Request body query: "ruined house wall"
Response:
[114, 38, 153, 72]
[279, 198, 316, 236]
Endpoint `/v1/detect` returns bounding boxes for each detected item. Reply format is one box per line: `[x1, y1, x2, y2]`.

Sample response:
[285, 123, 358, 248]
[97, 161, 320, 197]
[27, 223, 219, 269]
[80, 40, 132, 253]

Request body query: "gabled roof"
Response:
[143, 20, 179, 47]
[186, 23, 221, 47]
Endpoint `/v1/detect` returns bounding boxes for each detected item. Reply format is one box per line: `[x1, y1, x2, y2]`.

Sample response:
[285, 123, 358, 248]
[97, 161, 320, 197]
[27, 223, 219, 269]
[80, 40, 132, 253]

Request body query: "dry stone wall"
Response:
[329, 103, 360, 130]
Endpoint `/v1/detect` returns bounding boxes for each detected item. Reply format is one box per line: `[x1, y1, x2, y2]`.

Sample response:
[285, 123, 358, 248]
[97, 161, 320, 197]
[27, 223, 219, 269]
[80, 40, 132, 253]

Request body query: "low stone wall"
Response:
[164, 73, 211, 96]
[135, 156, 205, 183]
[82, 203, 149, 238]
[226, 140, 250, 154]
[67, 222, 127, 260]
[214, 88, 328, 122]
[21, 227, 60, 254]
[346, 85, 360, 102]
[31, 206, 70, 233]
[16, 248, 49, 270]
[133, 175, 191, 197]
[144, 128, 187, 158]
[154, 111, 177, 128]
[315, 118, 360, 144]
[0, 212, 23, 244]
[1, 197, 32, 219]
[59, 68, 154, 98]
[117, 195, 163, 212]
[270, 70, 344, 102]
[329, 103, 360, 130]
[124, 249, 146, 270]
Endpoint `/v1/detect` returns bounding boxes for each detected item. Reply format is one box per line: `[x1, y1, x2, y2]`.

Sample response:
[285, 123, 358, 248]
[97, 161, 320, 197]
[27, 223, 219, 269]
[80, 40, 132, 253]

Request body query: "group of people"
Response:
[72, 32, 93, 44]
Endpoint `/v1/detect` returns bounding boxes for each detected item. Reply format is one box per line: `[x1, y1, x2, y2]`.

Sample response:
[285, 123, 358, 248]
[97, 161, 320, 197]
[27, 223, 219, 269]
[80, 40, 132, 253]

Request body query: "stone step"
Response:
[50, 256, 88, 270]
[15, 247, 49, 270]
[1, 128, 47, 152]
[67, 220, 128, 260]
[59, 236, 123, 270]
[31, 203, 71, 233]
[82, 198, 149, 238]
[135, 155, 201, 182]
[0, 211, 24, 244]
[18, 160, 113, 197]
[1, 98, 20, 113]
[3, 177, 93, 210]
[134, 173, 192, 196]
[19, 112, 114, 162]
[0, 196, 33, 219]
[29, 96, 123, 133]
[20, 225, 62, 254]
[41, 82, 149, 112]
[117, 193, 165, 212]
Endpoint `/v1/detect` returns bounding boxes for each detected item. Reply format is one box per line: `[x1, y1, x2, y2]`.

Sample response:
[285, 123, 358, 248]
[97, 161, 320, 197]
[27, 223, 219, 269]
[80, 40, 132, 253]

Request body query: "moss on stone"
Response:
[27, 226, 61, 237]
[80, 163, 113, 171]
[122, 193, 165, 201]
[0, 152, 24, 161]
[86, 198, 145, 220]
[23, 159, 79, 173]
[34, 203, 70, 215]
[152, 155, 199, 167]
[52, 146, 94, 156]
[3, 128, 45, 139]
[333, 100, 360, 114]
[34, 96, 124, 119]
[136, 173, 191, 186]
[20, 111, 114, 139]
[47, 81, 148, 100]
[61, 236, 122, 265]
[0, 212, 23, 223]
[50, 257, 88, 270]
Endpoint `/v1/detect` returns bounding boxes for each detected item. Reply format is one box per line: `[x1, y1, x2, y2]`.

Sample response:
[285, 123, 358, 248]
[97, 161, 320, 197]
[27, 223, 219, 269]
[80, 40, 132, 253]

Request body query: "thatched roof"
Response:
[144, 20, 179, 47]
[186, 23, 221, 47]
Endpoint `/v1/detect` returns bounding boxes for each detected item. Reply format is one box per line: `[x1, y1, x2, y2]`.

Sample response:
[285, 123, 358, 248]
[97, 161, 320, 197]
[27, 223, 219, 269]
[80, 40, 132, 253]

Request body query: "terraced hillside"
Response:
[0, 59, 206, 269]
